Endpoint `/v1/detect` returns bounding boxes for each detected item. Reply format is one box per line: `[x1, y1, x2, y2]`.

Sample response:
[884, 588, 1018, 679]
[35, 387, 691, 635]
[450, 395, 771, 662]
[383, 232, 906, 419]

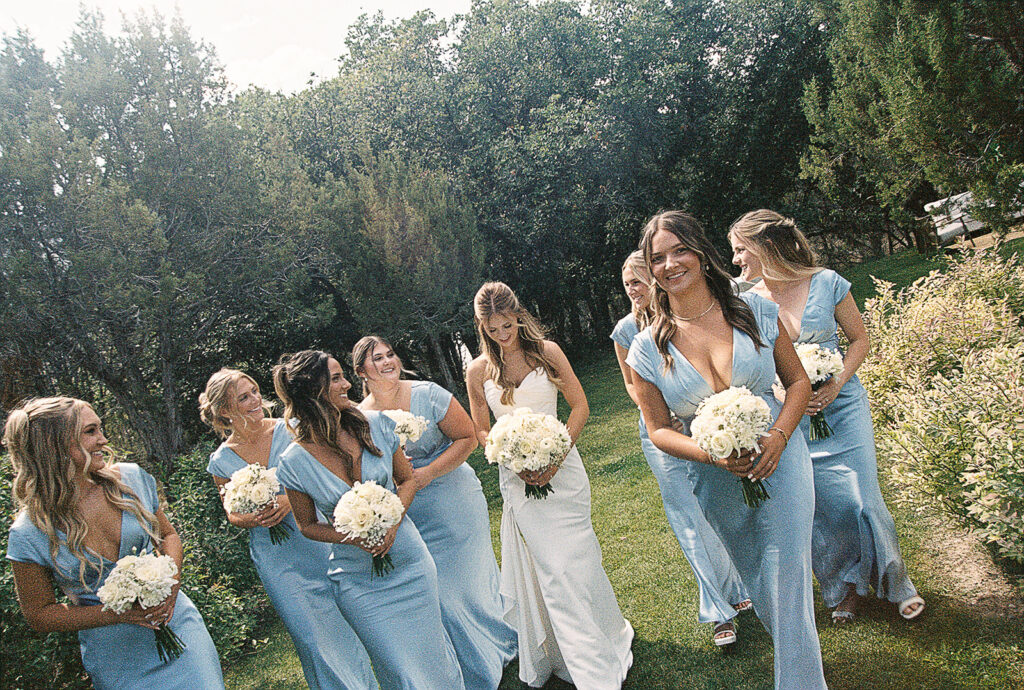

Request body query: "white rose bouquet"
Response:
[485, 407, 571, 499]
[333, 481, 406, 577]
[96, 551, 185, 662]
[221, 464, 292, 544]
[690, 386, 773, 508]
[794, 343, 844, 440]
[381, 410, 429, 445]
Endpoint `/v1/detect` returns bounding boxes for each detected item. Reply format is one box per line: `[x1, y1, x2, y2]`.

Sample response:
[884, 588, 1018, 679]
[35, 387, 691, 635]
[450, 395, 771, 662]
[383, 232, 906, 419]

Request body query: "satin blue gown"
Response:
[611, 314, 748, 625]
[401, 381, 517, 689]
[627, 294, 827, 690]
[6, 464, 224, 690]
[276, 410, 465, 690]
[796, 269, 918, 608]
[207, 420, 375, 690]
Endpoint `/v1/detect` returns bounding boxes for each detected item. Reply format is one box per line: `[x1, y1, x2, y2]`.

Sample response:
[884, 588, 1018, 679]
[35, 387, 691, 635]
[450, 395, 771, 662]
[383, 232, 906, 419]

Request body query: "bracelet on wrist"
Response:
[769, 426, 790, 443]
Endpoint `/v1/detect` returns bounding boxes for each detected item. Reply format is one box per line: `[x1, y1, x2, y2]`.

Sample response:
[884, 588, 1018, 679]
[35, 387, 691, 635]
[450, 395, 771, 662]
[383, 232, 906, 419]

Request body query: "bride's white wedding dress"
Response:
[484, 367, 633, 689]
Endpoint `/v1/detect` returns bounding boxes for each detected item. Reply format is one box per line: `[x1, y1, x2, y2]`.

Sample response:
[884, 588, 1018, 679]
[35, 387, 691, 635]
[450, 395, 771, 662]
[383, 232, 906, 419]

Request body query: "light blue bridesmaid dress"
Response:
[207, 420, 375, 689]
[6, 463, 224, 690]
[796, 269, 918, 608]
[627, 293, 827, 690]
[275, 410, 465, 690]
[402, 381, 517, 689]
[611, 314, 748, 625]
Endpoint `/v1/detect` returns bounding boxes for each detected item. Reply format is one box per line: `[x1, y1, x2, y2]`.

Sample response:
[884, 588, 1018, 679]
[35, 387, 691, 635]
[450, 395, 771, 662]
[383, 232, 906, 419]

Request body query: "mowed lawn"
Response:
[224, 244, 1024, 689]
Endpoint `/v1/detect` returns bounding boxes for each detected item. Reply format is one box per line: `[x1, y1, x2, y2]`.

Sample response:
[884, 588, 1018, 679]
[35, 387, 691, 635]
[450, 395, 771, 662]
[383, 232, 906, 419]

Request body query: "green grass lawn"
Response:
[224, 245, 1024, 689]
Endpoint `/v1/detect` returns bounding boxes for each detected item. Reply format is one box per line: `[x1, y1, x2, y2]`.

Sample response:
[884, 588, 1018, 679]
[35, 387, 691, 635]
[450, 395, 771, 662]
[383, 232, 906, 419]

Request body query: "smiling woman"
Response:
[4, 397, 225, 689]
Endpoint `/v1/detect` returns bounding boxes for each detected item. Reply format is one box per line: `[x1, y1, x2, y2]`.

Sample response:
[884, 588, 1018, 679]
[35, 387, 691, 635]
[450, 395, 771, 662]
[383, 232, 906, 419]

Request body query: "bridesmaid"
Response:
[199, 369, 375, 689]
[729, 209, 923, 623]
[352, 335, 517, 689]
[626, 211, 827, 690]
[4, 397, 224, 689]
[612, 250, 750, 646]
[272, 350, 465, 690]
[466, 282, 634, 690]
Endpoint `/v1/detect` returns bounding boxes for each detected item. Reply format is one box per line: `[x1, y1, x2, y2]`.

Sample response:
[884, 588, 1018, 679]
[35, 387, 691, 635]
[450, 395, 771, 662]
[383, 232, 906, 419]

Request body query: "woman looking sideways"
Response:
[4, 397, 224, 690]
[200, 368, 374, 689]
[729, 209, 923, 624]
[272, 350, 464, 690]
[353, 335, 516, 690]
[466, 282, 633, 690]
[612, 250, 750, 647]
[626, 211, 826, 690]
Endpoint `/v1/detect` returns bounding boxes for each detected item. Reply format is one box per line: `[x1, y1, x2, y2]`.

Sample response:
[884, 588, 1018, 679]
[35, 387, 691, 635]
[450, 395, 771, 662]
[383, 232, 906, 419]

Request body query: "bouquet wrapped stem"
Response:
[525, 481, 555, 500]
[740, 476, 771, 509]
[268, 520, 293, 545]
[154, 621, 186, 662]
[372, 554, 394, 578]
[808, 381, 834, 441]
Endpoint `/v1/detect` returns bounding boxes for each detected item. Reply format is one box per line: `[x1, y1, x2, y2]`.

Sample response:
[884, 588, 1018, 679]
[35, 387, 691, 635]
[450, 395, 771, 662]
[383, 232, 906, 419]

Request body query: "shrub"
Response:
[862, 250, 1024, 566]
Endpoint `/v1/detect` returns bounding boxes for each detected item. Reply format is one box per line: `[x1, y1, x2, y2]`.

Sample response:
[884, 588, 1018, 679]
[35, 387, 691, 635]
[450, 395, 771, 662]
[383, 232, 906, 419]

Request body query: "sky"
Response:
[0, 0, 473, 93]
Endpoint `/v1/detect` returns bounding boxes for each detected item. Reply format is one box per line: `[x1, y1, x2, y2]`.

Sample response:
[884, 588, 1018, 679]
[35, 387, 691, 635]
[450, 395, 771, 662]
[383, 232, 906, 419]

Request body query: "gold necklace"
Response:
[674, 300, 717, 322]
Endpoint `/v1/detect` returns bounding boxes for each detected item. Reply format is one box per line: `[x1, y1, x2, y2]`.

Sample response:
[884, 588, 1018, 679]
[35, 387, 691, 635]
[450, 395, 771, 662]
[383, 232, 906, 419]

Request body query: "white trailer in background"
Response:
[925, 190, 1024, 245]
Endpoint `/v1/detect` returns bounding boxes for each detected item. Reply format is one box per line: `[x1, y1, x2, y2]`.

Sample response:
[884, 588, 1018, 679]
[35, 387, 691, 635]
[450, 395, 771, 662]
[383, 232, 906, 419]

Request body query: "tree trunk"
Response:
[427, 331, 458, 396]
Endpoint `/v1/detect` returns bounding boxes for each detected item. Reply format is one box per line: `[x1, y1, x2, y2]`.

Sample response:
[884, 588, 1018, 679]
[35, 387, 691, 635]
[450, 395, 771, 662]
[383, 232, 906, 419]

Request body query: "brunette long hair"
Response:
[473, 282, 562, 405]
[640, 211, 764, 371]
[273, 351, 381, 461]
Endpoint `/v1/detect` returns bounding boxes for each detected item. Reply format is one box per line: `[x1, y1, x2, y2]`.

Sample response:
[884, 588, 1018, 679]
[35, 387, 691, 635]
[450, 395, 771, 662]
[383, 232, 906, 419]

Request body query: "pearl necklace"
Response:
[673, 300, 717, 322]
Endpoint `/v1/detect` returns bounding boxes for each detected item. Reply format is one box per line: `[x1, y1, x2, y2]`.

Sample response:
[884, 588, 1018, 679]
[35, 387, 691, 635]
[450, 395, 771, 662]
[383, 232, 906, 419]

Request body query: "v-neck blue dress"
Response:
[611, 314, 747, 625]
[6, 463, 224, 690]
[275, 410, 465, 690]
[627, 293, 826, 690]
[795, 269, 918, 608]
[399, 381, 516, 690]
[207, 420, 374, 689]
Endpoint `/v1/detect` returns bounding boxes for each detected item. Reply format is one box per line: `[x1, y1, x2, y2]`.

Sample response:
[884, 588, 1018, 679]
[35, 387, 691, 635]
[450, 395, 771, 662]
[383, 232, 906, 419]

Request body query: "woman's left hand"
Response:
[257, 495, 292, 528]
[412, 466, 434, 491]
[142, 579, 179, 627]
[373, 524, 400, 557]
[519, 464, 559, 486]
[750, 430, 787, 481]
[807, 378, 842, 416]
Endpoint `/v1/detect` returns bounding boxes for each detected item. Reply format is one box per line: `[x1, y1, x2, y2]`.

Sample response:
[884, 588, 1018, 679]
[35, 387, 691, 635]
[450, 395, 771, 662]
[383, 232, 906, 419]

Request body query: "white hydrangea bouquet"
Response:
[485, 407, 571, 499]
[382, 409, 429, 445]
[96, 551, 185, 662]
[221, 464, 292, 544]
[333, 481, 405, 577]
[691, 386, 772, 508]
[795, 343, 844, 440]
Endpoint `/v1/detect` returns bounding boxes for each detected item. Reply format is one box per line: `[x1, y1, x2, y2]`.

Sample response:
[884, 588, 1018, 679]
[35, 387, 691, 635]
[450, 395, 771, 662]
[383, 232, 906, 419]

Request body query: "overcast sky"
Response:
[0, 0, 473, 93]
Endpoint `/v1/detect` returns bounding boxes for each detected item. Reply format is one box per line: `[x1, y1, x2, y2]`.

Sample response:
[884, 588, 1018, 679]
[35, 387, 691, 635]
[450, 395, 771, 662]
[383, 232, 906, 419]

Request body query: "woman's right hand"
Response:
[709, 449, 756, 478]
[229, 511, 262, 529]
[117, 604, 162, 630]
[518, 465, 559, 486]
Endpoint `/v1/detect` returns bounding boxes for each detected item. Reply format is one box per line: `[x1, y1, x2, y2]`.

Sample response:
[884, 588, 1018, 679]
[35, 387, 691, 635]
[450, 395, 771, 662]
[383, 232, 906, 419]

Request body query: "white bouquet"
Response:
[96, 551, 185, 662]
[691, 386, 772, 508]
[795, 343, 844, 440]
[485, 407, 571, 499]
[221, 464, 292, 544]
[333, 481, 405, 577]
[382, 409, 429, 445]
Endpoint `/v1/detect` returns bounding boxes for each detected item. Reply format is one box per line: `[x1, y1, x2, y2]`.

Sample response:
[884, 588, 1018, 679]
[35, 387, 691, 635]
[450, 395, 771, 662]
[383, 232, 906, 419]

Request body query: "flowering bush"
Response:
[861, 250, 1024, 565]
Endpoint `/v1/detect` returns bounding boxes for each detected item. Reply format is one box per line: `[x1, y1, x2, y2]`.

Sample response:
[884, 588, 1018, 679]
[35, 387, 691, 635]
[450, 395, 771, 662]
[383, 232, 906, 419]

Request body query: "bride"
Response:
[465, 281, 633, 689]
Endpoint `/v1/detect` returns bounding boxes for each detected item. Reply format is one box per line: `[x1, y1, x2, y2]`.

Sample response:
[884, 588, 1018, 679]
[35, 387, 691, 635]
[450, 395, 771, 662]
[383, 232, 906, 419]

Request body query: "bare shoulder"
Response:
[466, 356, 488, 382]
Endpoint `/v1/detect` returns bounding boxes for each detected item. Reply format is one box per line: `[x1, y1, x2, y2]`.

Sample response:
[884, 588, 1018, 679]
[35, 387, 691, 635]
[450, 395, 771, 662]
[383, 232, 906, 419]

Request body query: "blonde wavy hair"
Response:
[622, 249, 654, 330]
[3, 397, 160, 588]
[199, 368, 275, 439]
[640, 211, 764, 372]
[473, 281, 562, 406]
[728, 209, 820, 282]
